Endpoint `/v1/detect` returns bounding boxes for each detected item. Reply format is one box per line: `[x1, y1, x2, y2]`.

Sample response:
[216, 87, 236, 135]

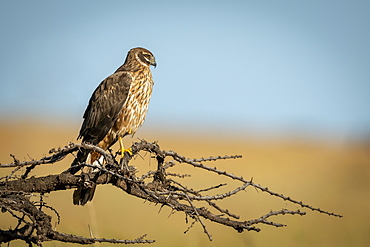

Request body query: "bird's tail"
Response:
[69, 149, 89, 175]
[73, 181, 97, 206]
[70, 149, 98, 206]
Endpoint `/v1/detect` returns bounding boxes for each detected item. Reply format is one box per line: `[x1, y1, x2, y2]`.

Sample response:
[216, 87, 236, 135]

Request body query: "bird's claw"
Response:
[121, 147, 133, 157]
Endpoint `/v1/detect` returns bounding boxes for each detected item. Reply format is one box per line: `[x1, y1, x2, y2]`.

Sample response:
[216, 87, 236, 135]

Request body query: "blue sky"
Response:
[0, 1, 369, 139]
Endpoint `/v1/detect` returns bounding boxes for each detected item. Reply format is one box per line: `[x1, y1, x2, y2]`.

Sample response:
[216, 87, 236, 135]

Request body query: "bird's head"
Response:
[129, 47, 156, 68]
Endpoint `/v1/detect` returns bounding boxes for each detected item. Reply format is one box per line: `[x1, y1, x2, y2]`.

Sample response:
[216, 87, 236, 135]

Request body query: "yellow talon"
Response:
[122, 147, 132, 156]
[119, 136, 132, 157]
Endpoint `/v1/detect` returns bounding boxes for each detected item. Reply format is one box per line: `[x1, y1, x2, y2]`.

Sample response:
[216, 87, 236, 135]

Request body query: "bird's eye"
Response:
[142, 54, 151, 62]
[138, 51, 155, 67]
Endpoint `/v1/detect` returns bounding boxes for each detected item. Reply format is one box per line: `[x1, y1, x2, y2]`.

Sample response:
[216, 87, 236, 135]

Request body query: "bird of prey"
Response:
[71, 47, 156, 205]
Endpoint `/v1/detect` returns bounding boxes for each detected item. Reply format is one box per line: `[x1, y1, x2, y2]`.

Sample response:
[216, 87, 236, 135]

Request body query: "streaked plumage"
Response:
[71, 47, 156, 205]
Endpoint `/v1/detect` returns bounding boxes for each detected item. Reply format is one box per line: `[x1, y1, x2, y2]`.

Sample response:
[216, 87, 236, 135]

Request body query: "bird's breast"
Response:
[113, 73, 154, 137]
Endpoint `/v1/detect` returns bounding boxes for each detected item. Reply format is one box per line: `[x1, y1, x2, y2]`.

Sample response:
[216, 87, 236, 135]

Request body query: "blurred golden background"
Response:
[1, 2, 370, 245]
[1, 121, 369, 246]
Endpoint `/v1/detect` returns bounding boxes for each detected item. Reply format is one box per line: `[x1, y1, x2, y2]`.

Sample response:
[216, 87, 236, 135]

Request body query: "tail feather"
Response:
[69, 149, 89, 175]
[73, 184, 97, 206]
[70, 149, 97, 206]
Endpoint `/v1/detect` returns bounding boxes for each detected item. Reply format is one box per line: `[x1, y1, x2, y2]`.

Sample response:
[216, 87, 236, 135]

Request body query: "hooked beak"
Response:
[150, 57, 157, 68]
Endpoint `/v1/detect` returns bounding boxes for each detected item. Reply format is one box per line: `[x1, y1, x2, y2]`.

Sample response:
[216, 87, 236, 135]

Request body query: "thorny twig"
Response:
[161, 149, 343, 218]
[0, 140, 342, 245]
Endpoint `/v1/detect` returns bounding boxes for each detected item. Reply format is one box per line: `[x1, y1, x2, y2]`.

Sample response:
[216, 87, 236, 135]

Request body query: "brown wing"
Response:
[78, 72, 132, 145]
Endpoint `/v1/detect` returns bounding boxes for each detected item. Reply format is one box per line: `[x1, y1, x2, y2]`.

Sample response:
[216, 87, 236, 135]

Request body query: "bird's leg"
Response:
[119, 136, 133, 171]
[119, 136, 132, 157]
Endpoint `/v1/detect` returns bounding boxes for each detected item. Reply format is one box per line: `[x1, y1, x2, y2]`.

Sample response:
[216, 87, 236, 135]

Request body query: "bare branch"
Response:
[190, 154, 243, 163]
[0, 191, 154, 245]
[161, 148, 342, 218]
[184, 193, 213, 241]
[245, 209, 306, 227]
[0, 139, 342, 245]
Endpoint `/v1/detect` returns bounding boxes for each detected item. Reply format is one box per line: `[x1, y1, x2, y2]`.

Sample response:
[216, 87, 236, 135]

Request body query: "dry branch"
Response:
[0, 140, 342, 245]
